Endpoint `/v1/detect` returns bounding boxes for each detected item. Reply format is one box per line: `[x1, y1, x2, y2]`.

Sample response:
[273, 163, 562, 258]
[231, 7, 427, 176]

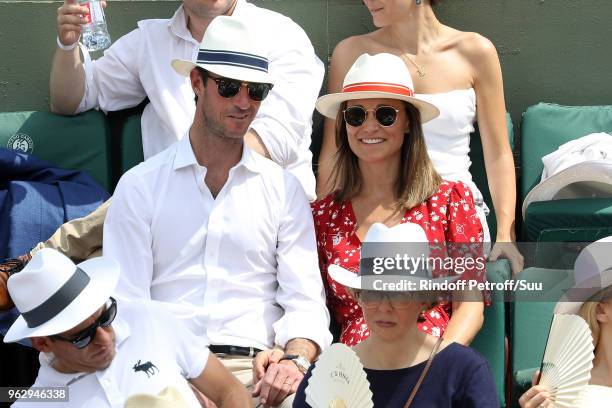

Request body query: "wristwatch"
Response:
[279, 354, 311, 374]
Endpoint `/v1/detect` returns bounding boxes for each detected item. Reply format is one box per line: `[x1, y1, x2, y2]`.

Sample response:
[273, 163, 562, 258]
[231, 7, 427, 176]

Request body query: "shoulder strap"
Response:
[403, 336, 444, 408]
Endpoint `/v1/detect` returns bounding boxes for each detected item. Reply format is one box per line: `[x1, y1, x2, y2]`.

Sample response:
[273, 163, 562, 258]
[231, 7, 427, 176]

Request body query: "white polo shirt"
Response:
[77, 0, 322, 199]
[103, 135, 332, 351]
[12, 300, 208, 408]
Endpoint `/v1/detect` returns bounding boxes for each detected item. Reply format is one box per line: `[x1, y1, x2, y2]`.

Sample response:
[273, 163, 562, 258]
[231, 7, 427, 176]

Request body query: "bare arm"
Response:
[50, 0, 92, 114]
[444, 298, 484, 345]
[316, 38, 362, 198]
[467, 34, 524, 274]
[245, 128, 271, 159]
[190, 353, 251, 408]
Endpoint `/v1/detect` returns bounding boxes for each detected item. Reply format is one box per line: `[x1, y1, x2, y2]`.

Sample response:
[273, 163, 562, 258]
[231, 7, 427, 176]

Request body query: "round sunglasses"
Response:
[354, 290, 417, 309]
[343, 105, 401, 127]
[209, 75, 273, 102]
[51, 297, 117, 349]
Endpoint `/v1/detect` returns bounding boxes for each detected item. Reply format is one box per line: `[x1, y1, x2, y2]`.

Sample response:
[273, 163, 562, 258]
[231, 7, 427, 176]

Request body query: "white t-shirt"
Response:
[13, 300, 209, 407]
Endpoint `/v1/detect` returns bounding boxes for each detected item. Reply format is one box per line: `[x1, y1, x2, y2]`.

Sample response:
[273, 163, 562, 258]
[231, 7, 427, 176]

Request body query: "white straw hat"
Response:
[4, 249, 119, 343]
[316, 53, 439, 123]
[172, 15, 273, 84]
[329, 223, 459, 291]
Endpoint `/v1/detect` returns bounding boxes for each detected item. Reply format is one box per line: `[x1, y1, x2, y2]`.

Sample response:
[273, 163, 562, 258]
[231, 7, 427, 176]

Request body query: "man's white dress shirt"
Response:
[103, 136, 331, 351]
[77, 0, 323, 199]
[13, 301, 208, 407]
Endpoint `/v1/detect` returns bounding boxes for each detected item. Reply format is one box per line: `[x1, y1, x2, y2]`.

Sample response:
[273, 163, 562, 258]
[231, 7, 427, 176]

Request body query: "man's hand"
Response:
[56, 0, 107, 48]
[252, 355, 303, 407]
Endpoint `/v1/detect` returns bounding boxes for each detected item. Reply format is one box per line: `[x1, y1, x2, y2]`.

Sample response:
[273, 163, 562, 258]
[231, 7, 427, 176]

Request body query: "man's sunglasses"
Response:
[51, 297, 117, 349]
[343, 105, 401, 127]
[209, 75, 273, 102]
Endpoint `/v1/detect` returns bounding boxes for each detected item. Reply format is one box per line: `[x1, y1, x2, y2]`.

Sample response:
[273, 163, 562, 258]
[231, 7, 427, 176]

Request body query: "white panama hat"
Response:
[328, 222, 459, 291]
[555, 236, 612, 315]
[172, 15, 273, 85]
[315, 53, 439, 123]
[522, 161, 612, 217]
[4, 248, 119, 343]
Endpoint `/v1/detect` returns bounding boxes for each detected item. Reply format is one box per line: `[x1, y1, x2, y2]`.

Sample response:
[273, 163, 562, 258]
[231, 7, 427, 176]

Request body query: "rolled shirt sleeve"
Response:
[77, 28, 147, 113]
[272, 174, 332, 351]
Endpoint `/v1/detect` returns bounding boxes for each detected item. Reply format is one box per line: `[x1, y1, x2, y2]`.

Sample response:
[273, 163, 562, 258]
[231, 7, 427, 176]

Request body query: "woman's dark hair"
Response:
[330, 101, 441, 211]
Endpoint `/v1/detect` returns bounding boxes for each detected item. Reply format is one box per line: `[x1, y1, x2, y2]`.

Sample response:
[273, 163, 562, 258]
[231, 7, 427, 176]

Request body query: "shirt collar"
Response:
[168, 5, 197, 43]
[173, 133, 261, 174]
[168, 1, 247, 43]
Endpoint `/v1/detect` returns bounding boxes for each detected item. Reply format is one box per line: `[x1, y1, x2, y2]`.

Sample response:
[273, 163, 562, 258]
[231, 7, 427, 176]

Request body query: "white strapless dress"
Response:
[417, 88, 491, 241]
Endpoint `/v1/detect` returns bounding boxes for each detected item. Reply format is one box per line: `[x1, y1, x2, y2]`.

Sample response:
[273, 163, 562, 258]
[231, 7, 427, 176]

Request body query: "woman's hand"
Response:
[489, 241, 524, 276]
[518, 371, 553, 408]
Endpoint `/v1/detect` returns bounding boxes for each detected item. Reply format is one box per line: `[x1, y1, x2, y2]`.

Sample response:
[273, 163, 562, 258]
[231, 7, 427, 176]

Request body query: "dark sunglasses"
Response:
[209, 75, 273, 102]
[51, 297, 117, 349]
[343, 105, 401, 127]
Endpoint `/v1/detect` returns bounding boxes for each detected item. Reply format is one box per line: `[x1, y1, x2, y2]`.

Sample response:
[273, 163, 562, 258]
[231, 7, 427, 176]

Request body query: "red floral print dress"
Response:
[312, 180, 484, 346]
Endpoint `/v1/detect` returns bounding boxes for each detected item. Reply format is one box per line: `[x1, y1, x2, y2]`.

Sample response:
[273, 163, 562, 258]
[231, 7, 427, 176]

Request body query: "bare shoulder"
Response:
[332, 32, 379, 67]
[329, 33, 381, 90]
[452, 31, 499, 65]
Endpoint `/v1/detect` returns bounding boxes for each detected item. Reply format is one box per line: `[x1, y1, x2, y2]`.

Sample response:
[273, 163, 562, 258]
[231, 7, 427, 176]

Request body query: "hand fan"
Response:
[538, 314, 595, 408]
[571, 384, 612, 407]
[305, 343, 373, 408]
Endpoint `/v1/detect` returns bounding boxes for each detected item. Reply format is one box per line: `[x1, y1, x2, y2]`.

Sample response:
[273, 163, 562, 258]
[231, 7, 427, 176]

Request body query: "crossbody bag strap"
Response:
[403, 336, 444, 408]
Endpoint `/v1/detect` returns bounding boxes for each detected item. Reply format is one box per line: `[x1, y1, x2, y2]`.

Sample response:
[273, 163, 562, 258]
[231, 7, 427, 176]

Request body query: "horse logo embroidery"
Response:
[132, 360, 158, 377]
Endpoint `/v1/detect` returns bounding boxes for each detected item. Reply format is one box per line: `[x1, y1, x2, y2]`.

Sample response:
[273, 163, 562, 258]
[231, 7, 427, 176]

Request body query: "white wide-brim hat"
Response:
[4, 249, 119, 343]
[316, 53, 439, 123]
[555, 236, 612, 315]
[522, 160, 612, 217]
[172, 15, 273, 85]
[124, 386, 189, 408]
[329, 222, 459, 291]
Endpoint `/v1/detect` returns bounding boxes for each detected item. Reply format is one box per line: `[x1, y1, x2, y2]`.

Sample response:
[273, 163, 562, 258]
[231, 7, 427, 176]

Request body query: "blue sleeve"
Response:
[292, 365, 314, 408]
[457, 361, 500, 408]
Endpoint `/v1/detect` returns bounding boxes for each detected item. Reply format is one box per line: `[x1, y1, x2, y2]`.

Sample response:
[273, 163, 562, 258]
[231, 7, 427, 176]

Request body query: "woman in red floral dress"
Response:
[313, 52, 485, 346]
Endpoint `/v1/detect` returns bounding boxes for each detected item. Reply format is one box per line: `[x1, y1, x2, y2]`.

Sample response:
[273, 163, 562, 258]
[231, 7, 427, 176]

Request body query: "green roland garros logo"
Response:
[7, 133, 34, 154]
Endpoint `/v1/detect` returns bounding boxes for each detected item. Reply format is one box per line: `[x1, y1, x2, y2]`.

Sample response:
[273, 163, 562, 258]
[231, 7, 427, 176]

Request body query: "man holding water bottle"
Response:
[51, 0, 322, 198]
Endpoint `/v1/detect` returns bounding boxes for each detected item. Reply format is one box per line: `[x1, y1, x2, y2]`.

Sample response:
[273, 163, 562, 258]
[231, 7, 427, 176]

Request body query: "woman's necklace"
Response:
[399, 54, 426, 78]
[390, 21, 441, 79]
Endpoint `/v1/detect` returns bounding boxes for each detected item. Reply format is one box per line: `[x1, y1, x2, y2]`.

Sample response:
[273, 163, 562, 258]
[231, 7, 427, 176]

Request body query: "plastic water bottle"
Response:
[79, 0, 111, 52]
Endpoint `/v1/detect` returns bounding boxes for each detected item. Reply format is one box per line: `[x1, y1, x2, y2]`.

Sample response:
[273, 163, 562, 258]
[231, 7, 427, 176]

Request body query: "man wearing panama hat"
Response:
[51, 0, 322, 199]
[102, 15, 331, 408]
[0, 0, 325, 304]
[4, 248, 250, 407]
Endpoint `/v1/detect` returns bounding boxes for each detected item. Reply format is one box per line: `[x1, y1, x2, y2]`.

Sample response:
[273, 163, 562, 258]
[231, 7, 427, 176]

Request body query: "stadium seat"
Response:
[0, 110, 112, 191]
[520, 103, 612, 244]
